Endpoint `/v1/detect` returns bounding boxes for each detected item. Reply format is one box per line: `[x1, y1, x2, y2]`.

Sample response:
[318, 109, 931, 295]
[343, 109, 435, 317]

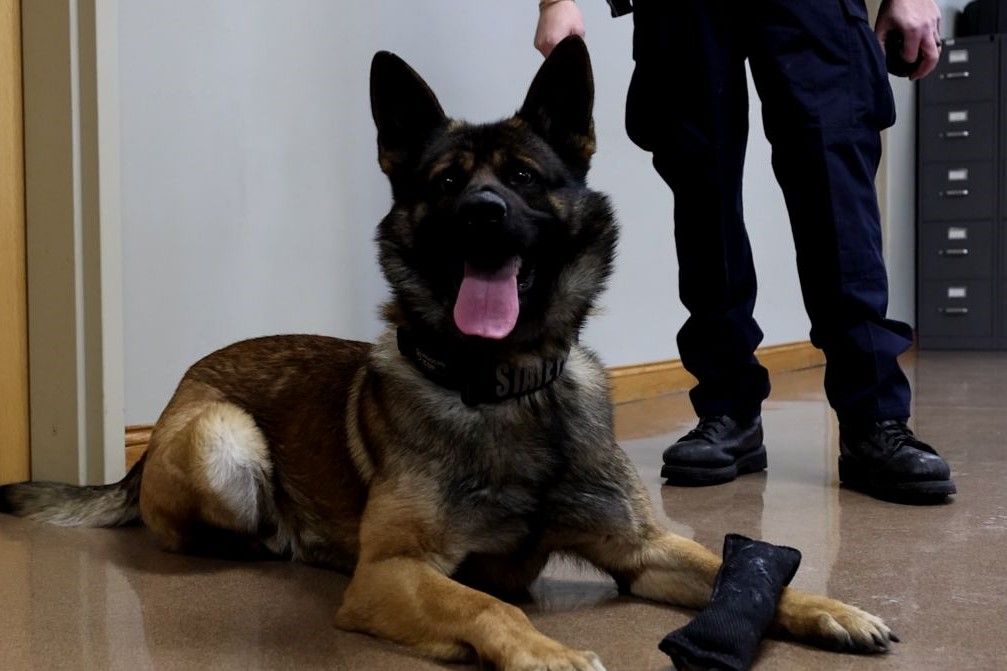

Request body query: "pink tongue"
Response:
[453, 258, 521, 339]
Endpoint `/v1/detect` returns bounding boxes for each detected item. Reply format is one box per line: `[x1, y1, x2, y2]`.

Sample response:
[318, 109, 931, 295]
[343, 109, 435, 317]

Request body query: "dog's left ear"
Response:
[518, 36, 595, 178]
[371, 51, 447, 179]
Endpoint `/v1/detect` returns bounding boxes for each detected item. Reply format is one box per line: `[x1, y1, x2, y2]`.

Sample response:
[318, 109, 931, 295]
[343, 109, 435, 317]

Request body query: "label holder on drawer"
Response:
[948, 49, 969, 64]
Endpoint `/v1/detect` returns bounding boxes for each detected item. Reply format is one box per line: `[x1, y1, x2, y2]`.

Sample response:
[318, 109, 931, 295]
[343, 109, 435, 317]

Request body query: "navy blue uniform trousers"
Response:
[625, 0, 914, 424]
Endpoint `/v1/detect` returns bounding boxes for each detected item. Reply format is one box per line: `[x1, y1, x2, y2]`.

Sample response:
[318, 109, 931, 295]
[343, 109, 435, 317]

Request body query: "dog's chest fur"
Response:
[370, 334, 619, 555]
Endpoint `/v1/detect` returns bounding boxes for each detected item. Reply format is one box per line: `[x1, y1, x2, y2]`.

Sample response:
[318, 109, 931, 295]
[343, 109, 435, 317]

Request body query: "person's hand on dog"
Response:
[875, 0, 942, 80]
[535, 0, 585, 57]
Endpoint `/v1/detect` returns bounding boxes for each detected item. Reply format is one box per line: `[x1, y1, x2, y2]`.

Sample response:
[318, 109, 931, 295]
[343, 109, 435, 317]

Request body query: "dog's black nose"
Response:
[459, 190, 508, 227]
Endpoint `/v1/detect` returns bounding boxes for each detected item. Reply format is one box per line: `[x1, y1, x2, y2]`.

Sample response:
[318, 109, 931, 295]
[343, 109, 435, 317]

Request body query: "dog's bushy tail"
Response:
[0, 453, 146, 527]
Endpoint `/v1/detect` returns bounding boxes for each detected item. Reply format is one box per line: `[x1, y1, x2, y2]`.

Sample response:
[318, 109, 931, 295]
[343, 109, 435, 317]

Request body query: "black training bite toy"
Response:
[658, 534, 802, 671]
[884, 30, 924, 78]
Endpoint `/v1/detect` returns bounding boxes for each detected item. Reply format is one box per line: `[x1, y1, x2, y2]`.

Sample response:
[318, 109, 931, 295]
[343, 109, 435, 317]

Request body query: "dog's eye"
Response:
[433, 169, 464, 195]
[507, 167, 538, 188]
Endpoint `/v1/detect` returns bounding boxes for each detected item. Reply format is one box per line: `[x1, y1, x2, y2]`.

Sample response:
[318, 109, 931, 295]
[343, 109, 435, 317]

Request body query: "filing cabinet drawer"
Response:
[919, 221, 994, 279]
[920, 38, 997, 103]
[919, 281, 992, 338]
[1003, 40, 1007, 156]
[1003, 161, 1007, 212]
[920, 162, 996, 221]
[919, 103, 995, 162]
[1002, 284, 1007, 340]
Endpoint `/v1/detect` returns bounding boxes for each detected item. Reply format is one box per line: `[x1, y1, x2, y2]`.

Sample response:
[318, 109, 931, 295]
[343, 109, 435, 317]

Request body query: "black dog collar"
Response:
[396, 328, 568, 406]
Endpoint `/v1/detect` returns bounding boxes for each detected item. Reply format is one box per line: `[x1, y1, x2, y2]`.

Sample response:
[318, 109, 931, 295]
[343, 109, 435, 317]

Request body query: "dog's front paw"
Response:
[778, 592, 898, 654]
[503, 645, 606, 671]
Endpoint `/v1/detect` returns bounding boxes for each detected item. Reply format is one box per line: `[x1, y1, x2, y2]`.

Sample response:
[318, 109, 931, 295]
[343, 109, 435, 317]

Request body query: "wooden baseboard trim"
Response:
[123, 340, 824, 467]
[125, 425, 152, 469]
[607, 340, 824, 405]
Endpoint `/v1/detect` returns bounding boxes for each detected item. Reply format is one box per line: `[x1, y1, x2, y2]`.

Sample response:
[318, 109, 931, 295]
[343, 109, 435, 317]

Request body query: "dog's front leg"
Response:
[336, 556, 606, 670]
[574, 522, 719, 609]
[336, 480, 605, 671]
[574, 521, 895, 653]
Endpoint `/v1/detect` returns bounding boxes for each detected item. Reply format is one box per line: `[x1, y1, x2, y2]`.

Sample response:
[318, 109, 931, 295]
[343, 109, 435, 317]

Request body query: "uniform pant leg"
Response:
[746, 0, 914, 423]
[627, 0, 769, 422]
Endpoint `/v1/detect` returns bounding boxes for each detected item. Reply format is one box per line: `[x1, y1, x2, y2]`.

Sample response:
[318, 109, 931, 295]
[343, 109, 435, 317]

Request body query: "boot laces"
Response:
[878, 420, 931, 454]
[683, 416, 730, 443]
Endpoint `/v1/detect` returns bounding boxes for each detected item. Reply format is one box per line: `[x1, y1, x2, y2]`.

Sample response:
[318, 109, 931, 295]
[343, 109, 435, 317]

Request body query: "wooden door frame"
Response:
[1, 0, 29, 485]
[21, 0, 123, 484]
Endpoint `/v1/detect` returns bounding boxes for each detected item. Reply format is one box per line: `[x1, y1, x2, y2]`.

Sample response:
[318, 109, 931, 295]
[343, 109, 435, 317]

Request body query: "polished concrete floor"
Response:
[1, 351, 1005, 670]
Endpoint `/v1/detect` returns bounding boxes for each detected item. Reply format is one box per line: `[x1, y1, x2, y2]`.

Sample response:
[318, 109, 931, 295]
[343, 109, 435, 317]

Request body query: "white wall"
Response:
[884, 74, 917, 326]
[120, 0, 853, 424]
[939, 0, 972, 31]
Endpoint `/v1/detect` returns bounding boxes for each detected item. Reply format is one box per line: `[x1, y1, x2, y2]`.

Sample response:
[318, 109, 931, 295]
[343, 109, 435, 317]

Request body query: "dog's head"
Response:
[370, 37, 617, 351]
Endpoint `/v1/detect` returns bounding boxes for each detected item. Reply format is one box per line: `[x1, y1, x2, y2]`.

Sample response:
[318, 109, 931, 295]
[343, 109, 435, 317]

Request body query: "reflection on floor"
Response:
[1, 351, 1005, 669]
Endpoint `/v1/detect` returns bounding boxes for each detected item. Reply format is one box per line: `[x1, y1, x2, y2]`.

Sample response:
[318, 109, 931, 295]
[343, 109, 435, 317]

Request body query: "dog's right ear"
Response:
[518, 36, 595, 179]
[370, 52, 447, 178]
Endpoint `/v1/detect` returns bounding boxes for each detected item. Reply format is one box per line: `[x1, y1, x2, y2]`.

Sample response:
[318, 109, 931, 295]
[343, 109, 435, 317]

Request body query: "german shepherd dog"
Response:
[1, 37, 894, 670]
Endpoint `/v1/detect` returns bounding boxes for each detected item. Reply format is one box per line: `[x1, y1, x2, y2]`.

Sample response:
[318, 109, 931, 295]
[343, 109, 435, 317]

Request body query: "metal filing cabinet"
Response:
[1002, 37, 1007, 341]
[917, 35, 1002, 349]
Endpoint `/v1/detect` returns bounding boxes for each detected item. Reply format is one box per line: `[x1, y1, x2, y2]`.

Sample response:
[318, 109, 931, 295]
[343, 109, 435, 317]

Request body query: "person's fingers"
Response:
[534, 12, 549, 56]
[874, 14, 894, 50]
[913, 27, 942, 79]
[875, 1, 944, 79]
[533, 0, 585, 58]
[901, 25, 924, 64]
[535, 34, 551, 58]
[534, 24, 585, 58]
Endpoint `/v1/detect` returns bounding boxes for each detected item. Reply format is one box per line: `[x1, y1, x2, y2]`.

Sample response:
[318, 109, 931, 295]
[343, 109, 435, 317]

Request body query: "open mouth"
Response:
[452, 256, 534, 340]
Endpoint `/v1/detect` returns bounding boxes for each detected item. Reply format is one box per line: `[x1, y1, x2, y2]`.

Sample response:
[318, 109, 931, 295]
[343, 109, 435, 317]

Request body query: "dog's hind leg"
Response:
[571, 521, 896, 654]
[140, 400, 282, 559]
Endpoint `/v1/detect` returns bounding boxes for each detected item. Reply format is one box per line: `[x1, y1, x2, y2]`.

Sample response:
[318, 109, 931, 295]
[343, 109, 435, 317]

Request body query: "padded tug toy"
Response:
[659, 534, 802, 671]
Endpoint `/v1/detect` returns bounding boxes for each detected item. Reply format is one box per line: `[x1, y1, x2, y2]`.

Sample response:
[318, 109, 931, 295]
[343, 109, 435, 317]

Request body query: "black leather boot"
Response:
[839, 419, 956, 504]
[661, 416, 766, 486]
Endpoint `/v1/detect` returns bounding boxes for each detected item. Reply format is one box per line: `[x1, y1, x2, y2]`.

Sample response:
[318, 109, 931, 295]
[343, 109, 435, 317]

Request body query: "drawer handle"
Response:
[938, 248, 970, 257]
[941, 130, 970, 139]
[938, 307, 969, 316]
[941, 189, 970, 197]
[942, 71, 971, 80]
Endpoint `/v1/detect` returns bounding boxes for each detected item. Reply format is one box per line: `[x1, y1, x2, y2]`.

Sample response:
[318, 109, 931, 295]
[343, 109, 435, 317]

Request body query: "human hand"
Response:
[534, 0, 585, 58]
[875, 0, 942, 80]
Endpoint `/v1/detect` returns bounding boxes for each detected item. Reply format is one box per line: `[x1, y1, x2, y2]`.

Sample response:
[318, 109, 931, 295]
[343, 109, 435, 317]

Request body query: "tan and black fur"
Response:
[1, 37, 895, 670]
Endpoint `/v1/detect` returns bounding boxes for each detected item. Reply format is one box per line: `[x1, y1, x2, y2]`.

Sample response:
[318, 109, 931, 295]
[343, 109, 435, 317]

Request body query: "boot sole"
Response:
[661, 445, 767, 487]
[839, 456, 957, 504]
